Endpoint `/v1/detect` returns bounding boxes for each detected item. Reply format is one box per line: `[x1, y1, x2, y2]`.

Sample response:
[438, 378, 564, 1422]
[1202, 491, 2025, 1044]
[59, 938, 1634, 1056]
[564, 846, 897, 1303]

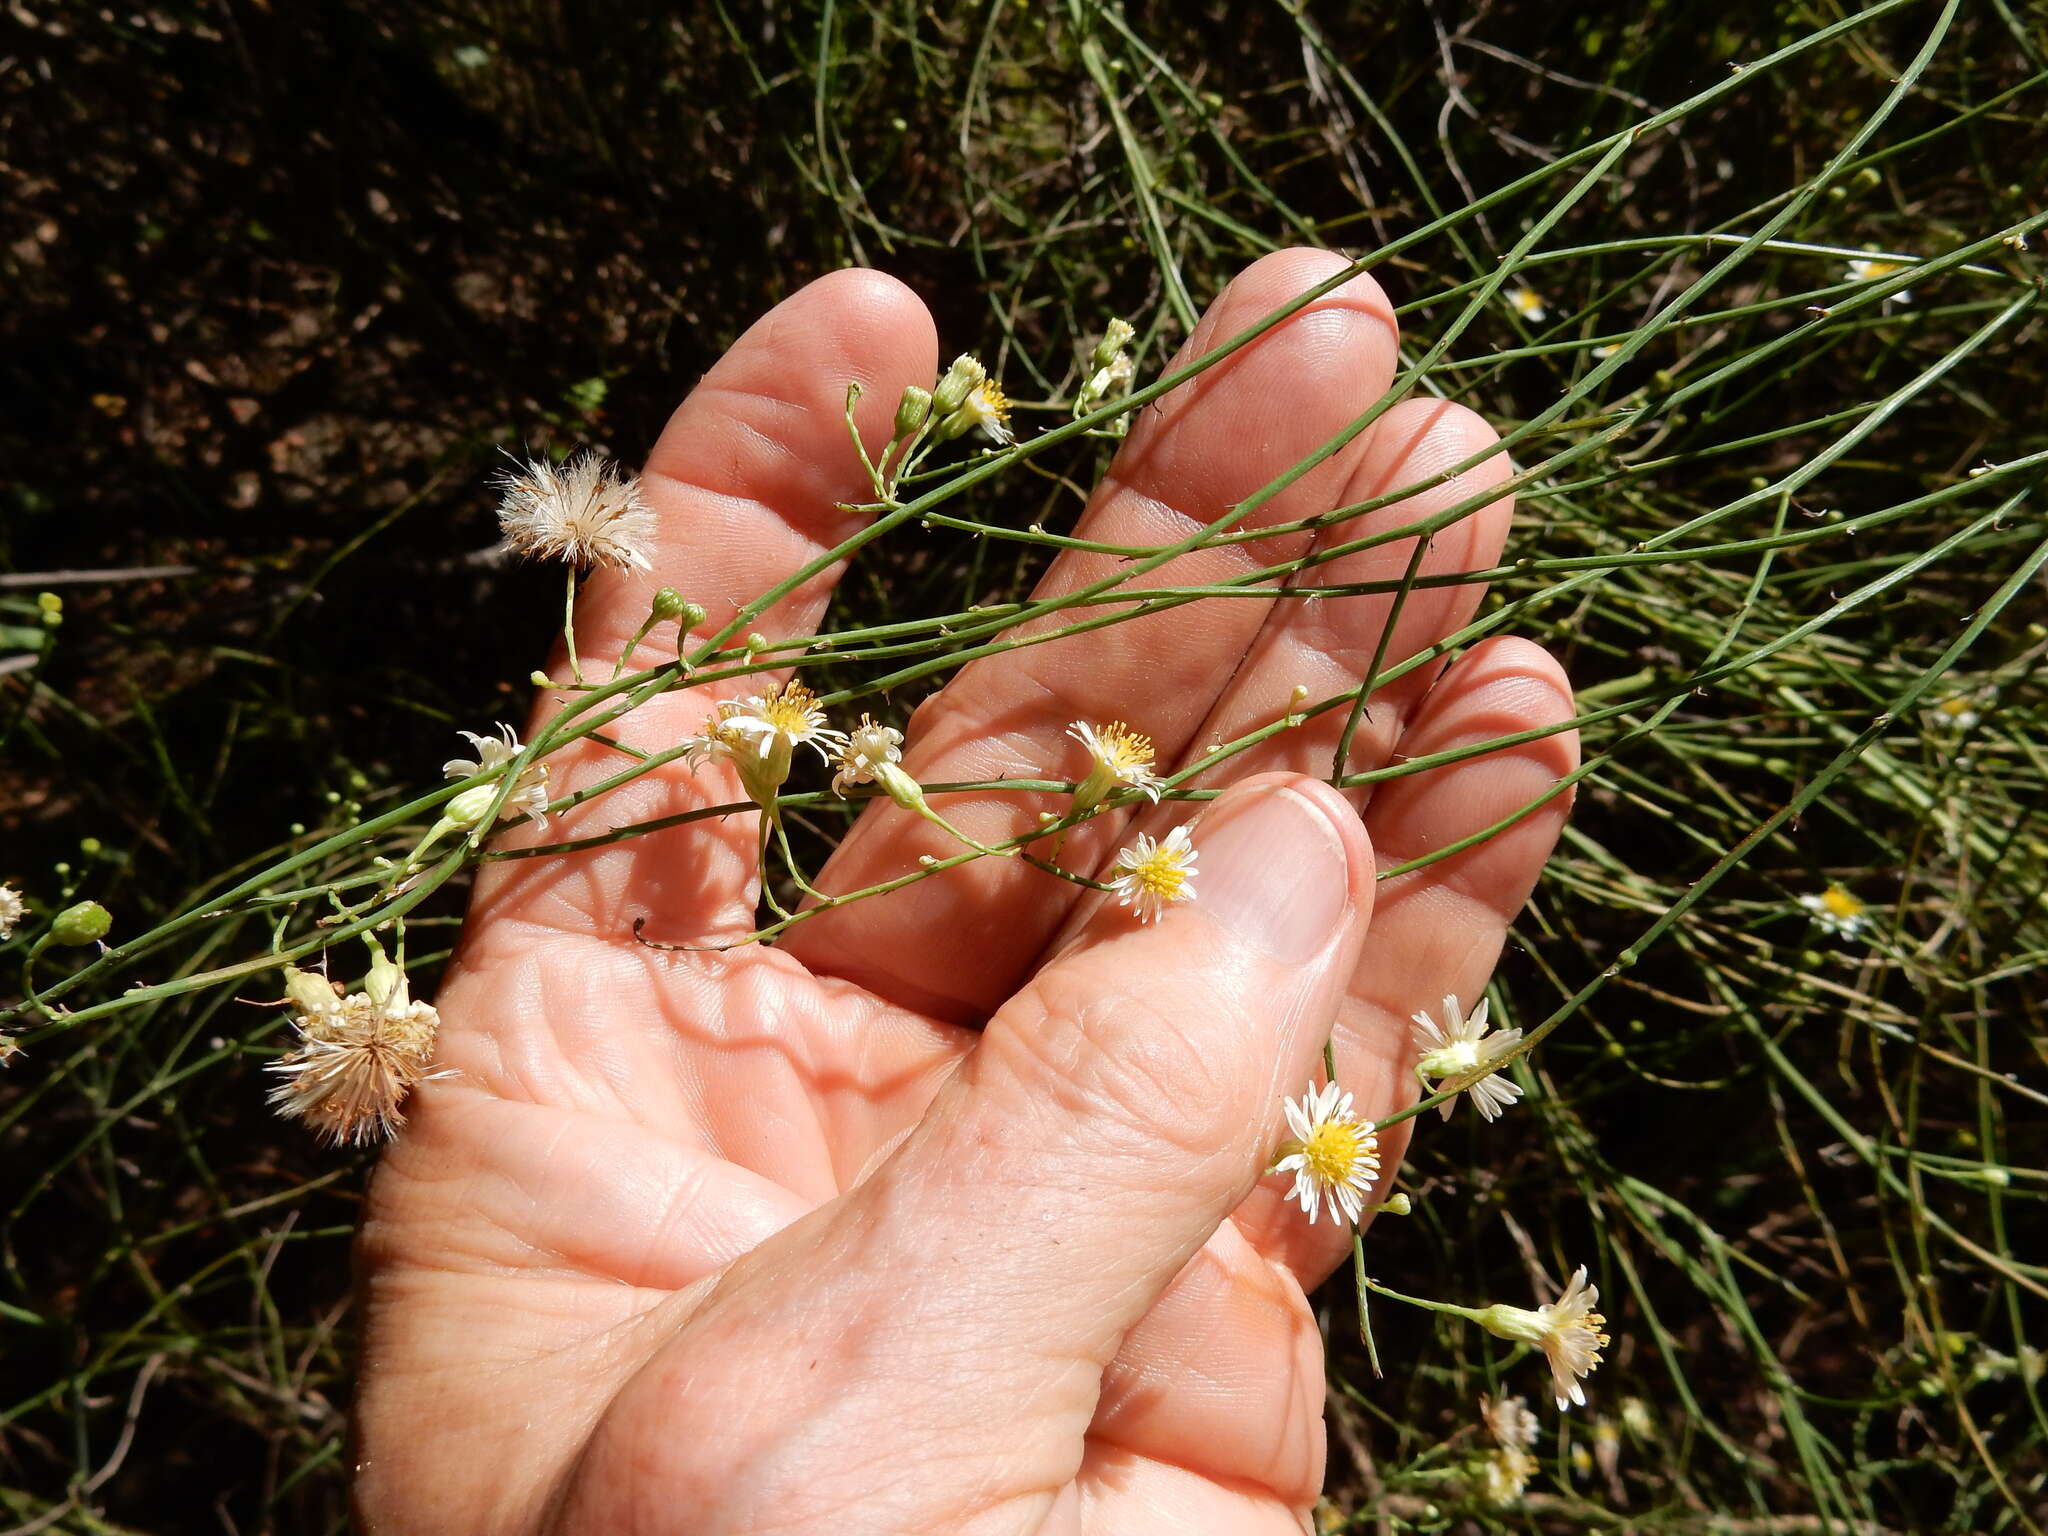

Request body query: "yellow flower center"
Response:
[1301, 1119, 1367, 1185]
[1858, 259, 1906, 279]
[971, 380, 1010, 423]
[1820, 885, 1865, 920]
[1937, 696, 1972, 718]
[1095, 721, 1154, 775]
[1127, 847, 1190, 900]
[1510, 287, 1544, 316]
[759, 684, 823, 737]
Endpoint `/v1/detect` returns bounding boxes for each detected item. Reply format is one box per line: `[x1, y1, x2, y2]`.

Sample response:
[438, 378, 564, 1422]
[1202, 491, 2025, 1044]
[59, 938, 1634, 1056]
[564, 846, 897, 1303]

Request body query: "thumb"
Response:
[908, 770, 1376, 1367]
[595, 774, 1373, 1531]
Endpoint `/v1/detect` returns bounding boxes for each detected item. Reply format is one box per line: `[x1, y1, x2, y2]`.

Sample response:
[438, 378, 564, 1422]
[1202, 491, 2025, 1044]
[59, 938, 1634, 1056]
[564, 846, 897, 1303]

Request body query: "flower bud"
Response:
[444, 784, 500, 828]
[650, 587, 689, 622]
[893, 385, 932, 438]
[1380, 1192, 1413, 1216]
[1092, 317, 1135, 369]
[37, 592, 62, 627]
[931, 354, 986, 415]
[50, 901, 111, 946]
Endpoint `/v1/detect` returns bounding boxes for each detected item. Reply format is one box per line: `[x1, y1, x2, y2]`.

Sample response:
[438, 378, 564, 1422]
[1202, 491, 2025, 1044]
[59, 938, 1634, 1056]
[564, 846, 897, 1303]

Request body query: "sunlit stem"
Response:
[755, 813, 795, 921]
[769, 805, 830, 901]
[562, 566, 586, 685]
[911, 803, 1017, 858]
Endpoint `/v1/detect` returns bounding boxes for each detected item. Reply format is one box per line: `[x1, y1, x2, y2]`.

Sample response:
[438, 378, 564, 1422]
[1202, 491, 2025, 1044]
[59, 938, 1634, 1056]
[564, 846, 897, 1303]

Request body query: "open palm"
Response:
[353, 251, 1578, 1534]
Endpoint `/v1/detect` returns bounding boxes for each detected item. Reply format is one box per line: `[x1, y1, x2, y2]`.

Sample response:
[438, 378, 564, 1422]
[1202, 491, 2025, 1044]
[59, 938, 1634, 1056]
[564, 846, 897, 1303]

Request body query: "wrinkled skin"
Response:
[354, 251, 1578, 1535]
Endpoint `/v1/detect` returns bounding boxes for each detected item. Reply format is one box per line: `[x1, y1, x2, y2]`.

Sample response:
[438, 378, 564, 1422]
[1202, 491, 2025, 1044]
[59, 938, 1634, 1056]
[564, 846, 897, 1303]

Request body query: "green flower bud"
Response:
[1092, 317, 1135, 369]
[931, 354, 986, 415]
[893, 385, 933, 438]
[444, 784, 500, 828]
[37, 592, 62, 627]
[50, 901, 112, 946]
[1380, 1192, 1413, 1216]
[650, 587, 689, 622]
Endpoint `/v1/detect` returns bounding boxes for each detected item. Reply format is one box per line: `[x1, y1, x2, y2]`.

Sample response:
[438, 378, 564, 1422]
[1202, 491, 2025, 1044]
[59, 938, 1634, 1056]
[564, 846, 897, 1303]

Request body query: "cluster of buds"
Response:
[268, 938, 447, 1146]
[888, 353, 1014, 451]
[1073, 317, 1137, 426]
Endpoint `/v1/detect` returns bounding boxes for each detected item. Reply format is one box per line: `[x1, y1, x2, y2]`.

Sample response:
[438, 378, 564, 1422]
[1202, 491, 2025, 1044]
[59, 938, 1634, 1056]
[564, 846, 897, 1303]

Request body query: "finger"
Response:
[1085, 1218, 1327, 1517]
[560, 775, 1372, 1531]
[468, 270, 938, 943]
[1066, 642, 1575, 1502]
[1235, 637, 1579, 1284]
[785, 248, 1400, 1019]
[1170, 396, 1517, 802]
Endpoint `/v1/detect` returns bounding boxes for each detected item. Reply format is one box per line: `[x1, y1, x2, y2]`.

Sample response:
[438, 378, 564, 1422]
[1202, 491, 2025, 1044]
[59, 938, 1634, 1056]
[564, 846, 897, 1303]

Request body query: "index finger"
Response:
[468, 270, 939, 945]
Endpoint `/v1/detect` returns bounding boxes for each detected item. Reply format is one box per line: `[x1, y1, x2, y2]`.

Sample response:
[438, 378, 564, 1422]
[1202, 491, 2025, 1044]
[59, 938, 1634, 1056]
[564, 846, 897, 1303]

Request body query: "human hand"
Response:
[352, 250, 1577, 1534]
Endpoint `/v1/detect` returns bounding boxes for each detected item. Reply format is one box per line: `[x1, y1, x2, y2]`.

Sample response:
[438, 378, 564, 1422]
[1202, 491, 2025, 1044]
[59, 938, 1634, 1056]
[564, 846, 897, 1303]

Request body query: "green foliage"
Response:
[3, 1, 2046, 1531]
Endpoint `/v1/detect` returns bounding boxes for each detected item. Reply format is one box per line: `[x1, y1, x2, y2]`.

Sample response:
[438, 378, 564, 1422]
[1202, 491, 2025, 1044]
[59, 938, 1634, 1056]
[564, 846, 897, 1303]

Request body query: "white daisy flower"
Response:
[1272, 1079, 1381, 1226]
[268, 949, 447, 1146]
[1480, 1445, 1537, 1507]
[1067, 719, 1164, 812]
[1928, 694, 1981, 732]
[682, 681, 848, 809]
[0, 882, 24, 940]
[832, 713, 905, 796]
[956, 378, 1014, 445]
[1506, 285, 1548, 322]
[1412, 993, 1524, 1122]
[442, 723, 552, 832]
[1799, 883, 1868, 940]
[1474, 1265, 1610, 1410]
[1106, 824, 1198, 923]
[495, 450, 657, 570]
[1846, 256, 1913, 304]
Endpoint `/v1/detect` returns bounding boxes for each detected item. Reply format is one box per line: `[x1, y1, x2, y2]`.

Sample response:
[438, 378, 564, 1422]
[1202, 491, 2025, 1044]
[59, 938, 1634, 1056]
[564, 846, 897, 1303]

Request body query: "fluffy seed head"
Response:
[267, 956, 444, 1146]
[495, 450, 657, 570]
[0, 882, 23, 939]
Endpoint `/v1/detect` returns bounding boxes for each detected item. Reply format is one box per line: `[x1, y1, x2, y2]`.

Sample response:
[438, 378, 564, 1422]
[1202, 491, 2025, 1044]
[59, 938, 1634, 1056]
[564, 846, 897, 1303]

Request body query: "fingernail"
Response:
[1195, 785, 1350, 963]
